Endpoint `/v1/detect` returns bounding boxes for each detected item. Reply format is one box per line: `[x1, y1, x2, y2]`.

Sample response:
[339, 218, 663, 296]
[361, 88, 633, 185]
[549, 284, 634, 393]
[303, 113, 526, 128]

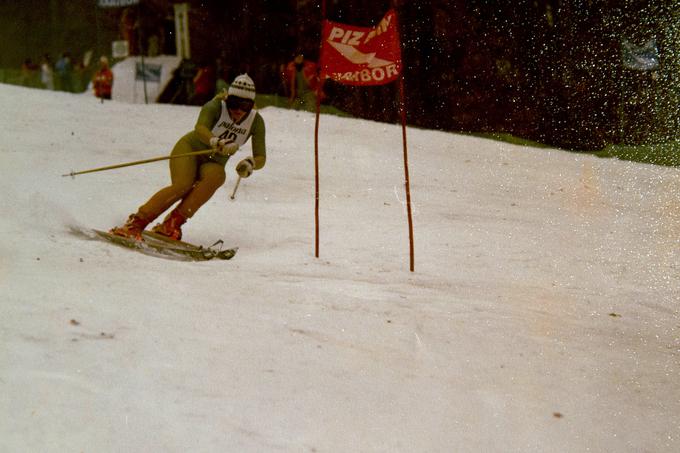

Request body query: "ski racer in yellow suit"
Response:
[111, 74, 266, 241]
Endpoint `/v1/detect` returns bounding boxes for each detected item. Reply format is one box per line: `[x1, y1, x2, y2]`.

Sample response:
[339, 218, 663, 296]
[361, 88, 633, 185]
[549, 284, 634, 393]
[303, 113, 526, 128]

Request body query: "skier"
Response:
[110, 73, 266, 241]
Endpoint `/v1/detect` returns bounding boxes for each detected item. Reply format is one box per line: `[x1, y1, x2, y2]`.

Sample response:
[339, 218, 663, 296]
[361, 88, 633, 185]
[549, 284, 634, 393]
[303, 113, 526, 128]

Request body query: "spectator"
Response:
[120, 7, 139, 55]
[40, 54, 54, 90]
[73, 55, 88, 93]
[20, 58, 39, 87]
[283, 53, 325, 111]
[93, 56, 114, 100]
[189, 61, 216, 106]
[215, 57, 232, 94]
[55, 52, 74, 92]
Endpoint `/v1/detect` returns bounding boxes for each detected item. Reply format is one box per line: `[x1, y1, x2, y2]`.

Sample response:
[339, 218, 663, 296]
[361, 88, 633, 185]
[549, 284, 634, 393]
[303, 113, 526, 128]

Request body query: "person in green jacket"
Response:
[111, 73, 266, 241]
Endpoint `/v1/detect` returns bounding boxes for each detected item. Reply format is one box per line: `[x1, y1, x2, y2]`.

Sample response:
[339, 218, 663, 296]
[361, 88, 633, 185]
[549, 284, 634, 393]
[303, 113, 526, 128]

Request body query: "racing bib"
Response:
[211, 101, 256, 146]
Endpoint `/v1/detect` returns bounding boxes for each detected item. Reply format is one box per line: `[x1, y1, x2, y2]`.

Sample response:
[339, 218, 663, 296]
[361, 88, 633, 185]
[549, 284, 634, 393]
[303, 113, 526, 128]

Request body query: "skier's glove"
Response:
[209, 137, 239, 156]
[236, 157, 255, 178]
[209, 136, 223, 149]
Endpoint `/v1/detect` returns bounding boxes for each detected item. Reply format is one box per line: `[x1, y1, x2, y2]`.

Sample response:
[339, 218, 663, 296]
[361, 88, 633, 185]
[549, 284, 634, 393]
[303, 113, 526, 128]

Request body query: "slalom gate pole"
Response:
[61, 149, 214, 178]
[314, 0, 327, 259]
[399, 74, 415, 272]
[229, 176, 242, 200]
[394, 5, 415, 272]
[314, 85, 322, 258]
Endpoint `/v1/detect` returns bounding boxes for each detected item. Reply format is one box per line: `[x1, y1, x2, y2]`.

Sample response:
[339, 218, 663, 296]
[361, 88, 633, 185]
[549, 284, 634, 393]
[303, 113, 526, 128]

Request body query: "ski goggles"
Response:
[226, 96, 255, 113]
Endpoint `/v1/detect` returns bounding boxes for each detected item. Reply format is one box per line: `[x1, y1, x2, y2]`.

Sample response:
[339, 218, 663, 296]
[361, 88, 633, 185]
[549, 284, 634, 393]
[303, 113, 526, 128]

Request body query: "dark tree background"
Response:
[1, 0, 678, 150]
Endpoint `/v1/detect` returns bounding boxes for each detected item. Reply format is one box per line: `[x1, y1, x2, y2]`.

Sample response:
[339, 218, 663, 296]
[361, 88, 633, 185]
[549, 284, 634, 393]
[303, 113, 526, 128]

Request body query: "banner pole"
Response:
[314, 0, 327, 259]
[399, 75, 415, 272]
[314, 89, 321, 258]
[394, 6, 415, 272]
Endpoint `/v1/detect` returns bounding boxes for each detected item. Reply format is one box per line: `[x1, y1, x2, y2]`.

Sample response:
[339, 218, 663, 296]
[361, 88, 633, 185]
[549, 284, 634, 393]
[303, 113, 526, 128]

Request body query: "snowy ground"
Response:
[1, 83, 679, 452]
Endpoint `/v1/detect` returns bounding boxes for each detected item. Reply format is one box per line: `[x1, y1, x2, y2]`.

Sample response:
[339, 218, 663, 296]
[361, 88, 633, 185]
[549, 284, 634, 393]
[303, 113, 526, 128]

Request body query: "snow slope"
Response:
[1, 83, 679, 452]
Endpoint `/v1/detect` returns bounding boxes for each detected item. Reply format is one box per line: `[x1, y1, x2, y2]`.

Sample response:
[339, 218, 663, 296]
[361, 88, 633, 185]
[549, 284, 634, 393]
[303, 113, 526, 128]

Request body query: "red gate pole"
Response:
[399, 74, 415, 272]
[394, 7, 415, 272]
[314, 86, 321, 258]
[313, 0, 327, 258]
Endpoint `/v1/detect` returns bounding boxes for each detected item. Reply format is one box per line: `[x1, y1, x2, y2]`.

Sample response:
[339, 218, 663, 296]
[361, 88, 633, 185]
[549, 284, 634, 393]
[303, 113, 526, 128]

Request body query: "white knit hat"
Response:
[227, 74, 256, 100]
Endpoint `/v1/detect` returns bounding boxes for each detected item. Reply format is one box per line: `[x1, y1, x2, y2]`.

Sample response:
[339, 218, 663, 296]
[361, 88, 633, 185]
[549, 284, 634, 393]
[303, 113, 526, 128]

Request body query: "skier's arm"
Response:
[194, 99, 222, 146]
[250, 113, 266, 170]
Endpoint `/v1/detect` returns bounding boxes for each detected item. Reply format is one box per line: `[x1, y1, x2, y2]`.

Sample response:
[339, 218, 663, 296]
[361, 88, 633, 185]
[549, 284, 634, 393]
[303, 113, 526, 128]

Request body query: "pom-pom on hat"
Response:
[227, 74, 256, 100]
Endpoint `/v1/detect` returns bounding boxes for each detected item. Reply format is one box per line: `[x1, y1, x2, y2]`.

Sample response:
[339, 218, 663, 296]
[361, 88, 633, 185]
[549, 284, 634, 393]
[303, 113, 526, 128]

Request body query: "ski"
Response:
[140, 230, 237, 260]
[69, 226, 237, 261]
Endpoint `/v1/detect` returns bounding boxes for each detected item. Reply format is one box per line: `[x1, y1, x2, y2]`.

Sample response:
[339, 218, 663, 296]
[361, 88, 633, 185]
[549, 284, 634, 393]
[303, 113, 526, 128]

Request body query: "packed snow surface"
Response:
[1, 83, 678, 452]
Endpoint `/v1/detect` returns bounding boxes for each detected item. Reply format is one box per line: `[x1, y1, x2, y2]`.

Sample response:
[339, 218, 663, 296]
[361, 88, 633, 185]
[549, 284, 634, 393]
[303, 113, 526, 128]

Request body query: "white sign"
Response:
[98, 0, 140, 7]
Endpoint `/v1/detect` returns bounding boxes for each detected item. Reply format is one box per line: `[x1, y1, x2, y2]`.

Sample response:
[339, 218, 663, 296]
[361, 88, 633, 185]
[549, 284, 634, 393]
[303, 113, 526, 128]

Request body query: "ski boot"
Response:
[151, 209, 187, 241]
[110, 213, 150, 241]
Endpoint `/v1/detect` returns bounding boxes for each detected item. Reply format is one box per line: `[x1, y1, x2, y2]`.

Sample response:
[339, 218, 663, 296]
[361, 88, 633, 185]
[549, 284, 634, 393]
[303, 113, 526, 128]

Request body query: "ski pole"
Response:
[230, 176, 242, 200]
[62, 149, 215, 178]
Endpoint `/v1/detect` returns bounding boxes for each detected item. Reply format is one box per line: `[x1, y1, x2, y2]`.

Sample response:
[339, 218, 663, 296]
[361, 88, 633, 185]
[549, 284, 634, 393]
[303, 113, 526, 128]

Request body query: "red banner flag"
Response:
[319, 9, 402, 86]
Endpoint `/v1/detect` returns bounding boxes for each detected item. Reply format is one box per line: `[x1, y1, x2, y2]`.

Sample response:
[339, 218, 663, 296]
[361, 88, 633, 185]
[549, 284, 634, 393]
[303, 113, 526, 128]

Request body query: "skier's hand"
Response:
[209, 137, 239, 156]
[209, 136, 223, 150]
[236, 157, 255, 178]
[218, 142, 239, 156]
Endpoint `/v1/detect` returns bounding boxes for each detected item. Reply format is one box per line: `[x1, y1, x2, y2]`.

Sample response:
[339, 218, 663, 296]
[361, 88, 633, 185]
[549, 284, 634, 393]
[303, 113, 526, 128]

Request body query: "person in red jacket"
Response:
[189, 62, 216, 106]
[283, 53, 325, 111]
[93, 56, 113, 100]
